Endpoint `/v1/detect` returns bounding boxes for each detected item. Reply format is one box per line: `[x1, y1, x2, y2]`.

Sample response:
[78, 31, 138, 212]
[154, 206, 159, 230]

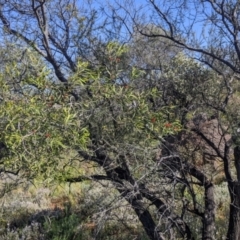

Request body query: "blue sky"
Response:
[84, 0, 212, 47]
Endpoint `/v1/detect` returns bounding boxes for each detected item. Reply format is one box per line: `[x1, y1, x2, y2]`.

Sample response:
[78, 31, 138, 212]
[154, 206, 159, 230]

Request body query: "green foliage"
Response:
[0, 40, 185, 184]
[106, 41, 128, 57]
[0, 1, 238, 238]
[43, 212, 80, 240]
[0, 53, 90, 181]
[151, 52, 225, 120]
[1, 37, 220, 240]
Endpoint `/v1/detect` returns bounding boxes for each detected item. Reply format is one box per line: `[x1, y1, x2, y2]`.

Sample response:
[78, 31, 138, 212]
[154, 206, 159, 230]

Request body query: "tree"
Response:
[1, 43, 223, 240]
[0, 41, 191, 239]
[1, 0, 239, 239]
[0, 51, 90, 181]
[109, 0, 240, 239]
[0, 0, 103, 95]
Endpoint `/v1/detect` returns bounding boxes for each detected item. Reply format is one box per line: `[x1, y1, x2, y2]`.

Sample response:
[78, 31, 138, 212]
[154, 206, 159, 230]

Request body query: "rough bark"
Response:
[123, 192, 163, 240]
[226, 147, 240, 240]
[78, 150, 193, 239]
[140, 186, 194, 240]
[227, 182, 240, 240]
[203, 182, 215, 240]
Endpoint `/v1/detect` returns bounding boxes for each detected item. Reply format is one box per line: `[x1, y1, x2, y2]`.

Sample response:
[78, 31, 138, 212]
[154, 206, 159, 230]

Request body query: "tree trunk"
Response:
[95, 150, 163, 240]
[227, 147, 240, 239]
[128, 197, 163, 240]
[227, 182, 240, 240]
[203, 182, 215, 240]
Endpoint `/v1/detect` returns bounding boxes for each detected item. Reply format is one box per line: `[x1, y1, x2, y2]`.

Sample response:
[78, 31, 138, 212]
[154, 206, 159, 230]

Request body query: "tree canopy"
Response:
[0, 0, 240, 240]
